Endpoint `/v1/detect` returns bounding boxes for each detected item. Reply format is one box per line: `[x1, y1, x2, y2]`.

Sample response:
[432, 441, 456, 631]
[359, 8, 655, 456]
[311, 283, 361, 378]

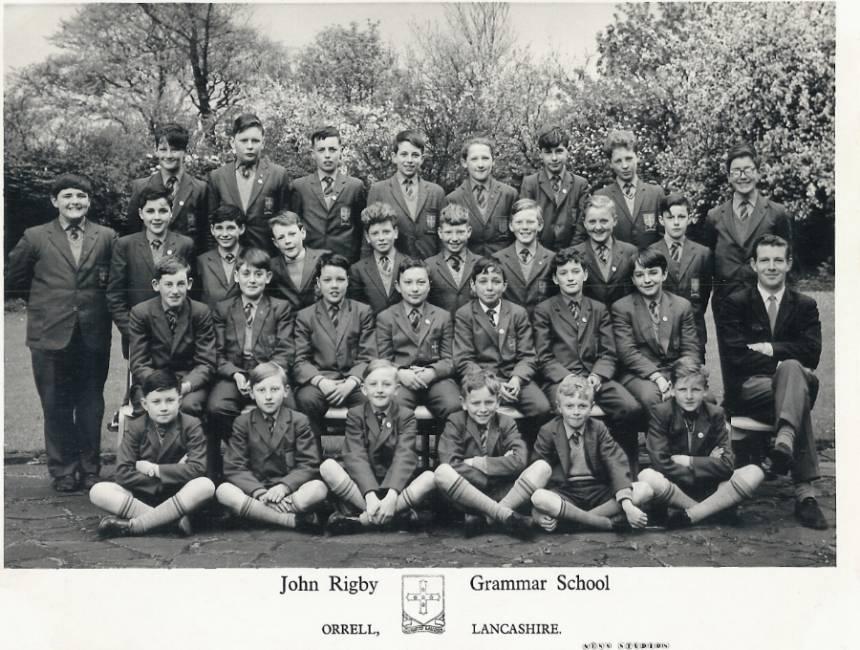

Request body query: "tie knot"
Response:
[239, 165, 253, 178]
[519, 248, 531, 263]
[244, 302, 254, 317]
[224, 253, 235, 264]
[151, 239, 162, 250]
[67, 225, 81, 241]
[449, 254, 462, 271]
[166, 176, 177, 189]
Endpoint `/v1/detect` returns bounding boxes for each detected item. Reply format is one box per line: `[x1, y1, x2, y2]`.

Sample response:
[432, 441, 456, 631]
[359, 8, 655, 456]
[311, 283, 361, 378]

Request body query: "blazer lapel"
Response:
[414, 307, 437, 349]
[390, 177, 413, 218]
[162, 232, 182, 260]
[300, 249, 323, 290]
[136, 233, 157, 278]
[247, 158, 269, 211]
[460, 251, 478, 289]
[172, 174, 193, 220]
[576, 298, 593, 344]
[484, 415, 501, 456]
[657, 293, 673, 354]
[223, 164, 243, 211]
[774, 289, 795, 337]
[310, 173, 328, 211]
[501, 247, 526, 285]
[741, 196, 768, 247]
[538, 169, 556, 204]
[393, 305, 421, 345]
[414, 178, 429, 217]
[462, 181, 485, 224]
[527, 245, 553, 285]
[474, 302, 499, 343]
[157, 421, 182, 463]
[74, 226, 99, 270]
[316, 301, 339, 346]
[631, 181, 645, 222]
[230, 298, 245, 349]
[610, 183, 634, 223]
[466, 417, 485, 451]
[251, 297, 270, 347]
[677, 241, 695, 281]
[145, 420, 163, 460]
[553, 422, 571, 476]
[495, 302, 512, 348]
[170, 300, 191, 356]
[751, 288, 770, 333]
[334, 300, 352, 348]
[432, 255, 458, 290]
[365, 257, 389, 300]
[634, 294, 660, 354]
[484, 178, 503, 219]
[608, 242, 627, 283]
[690, 409, 711, 455]
[207, 252, 230, 290]
[331, 175, 347, 213]
[48, 221, 78, 270]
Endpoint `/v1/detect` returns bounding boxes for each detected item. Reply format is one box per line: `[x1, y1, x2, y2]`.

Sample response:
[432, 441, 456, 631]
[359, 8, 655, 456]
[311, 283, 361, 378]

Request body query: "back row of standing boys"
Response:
[7, 114, 826, 539]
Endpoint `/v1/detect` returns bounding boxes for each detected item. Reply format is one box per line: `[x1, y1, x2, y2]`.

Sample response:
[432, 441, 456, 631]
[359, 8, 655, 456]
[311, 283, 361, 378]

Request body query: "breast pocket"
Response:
[495, 215, 509, 233]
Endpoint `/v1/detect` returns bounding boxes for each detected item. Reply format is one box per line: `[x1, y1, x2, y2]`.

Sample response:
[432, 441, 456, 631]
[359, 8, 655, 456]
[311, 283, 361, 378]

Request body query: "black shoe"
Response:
[463, 513, 484, 538]
[53, 475, 79, 493]
[98, 516, 133, 538]
[647, 507, 670, 529]
[767, 443, 793, 476]
[295, 512, 324, 534]
[80, 473, 101, 491]
[666, 510, 693, 529]
[107, 410, 120, 433]
[610, 518, 632, 533]
[504, 512, 535, 540]
[398, 509, 434, 531]
[794, 498, 828, 530]
[326, 512, 363, 535]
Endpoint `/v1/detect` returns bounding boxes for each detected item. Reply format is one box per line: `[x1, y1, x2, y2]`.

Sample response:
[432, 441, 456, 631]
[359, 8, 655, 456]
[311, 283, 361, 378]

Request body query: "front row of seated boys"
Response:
[90, 357, 765, 538]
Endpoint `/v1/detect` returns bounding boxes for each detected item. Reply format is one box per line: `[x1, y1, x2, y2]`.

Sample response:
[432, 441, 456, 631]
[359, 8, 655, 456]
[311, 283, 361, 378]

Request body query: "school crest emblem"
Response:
[402, 575, 445, 634]
[643, 212, 656, 230]
[340, 207, 351, 226]
[264, 196, 274, 215]
[425, 211, 437, 230]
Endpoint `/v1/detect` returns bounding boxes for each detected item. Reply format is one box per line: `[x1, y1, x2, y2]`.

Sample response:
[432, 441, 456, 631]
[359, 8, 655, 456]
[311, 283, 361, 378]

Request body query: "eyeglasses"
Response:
[729, 167, 757, 178]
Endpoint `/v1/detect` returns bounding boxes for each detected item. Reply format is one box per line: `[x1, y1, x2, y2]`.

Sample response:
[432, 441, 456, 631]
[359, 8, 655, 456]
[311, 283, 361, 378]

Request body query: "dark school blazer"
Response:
[213, 294, 294, 378]
[445, 177, 517, 257]
[268, 247, 329, 311]
[366, 175, 444, 259]
[519, 168, 591, 250]
[425, 249, 480, 315]
[126, 172, 209, 251]
[572, 239, 638, 308]
[195, 248, 241, 310]
[376, 302, 454, 379]
[591, 180, 665, 249]
[347, 251, 403, 313]
[491, 243, 556, 315]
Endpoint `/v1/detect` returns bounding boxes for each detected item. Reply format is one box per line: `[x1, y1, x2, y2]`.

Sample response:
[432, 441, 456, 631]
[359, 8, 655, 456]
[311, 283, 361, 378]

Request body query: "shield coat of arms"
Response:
[402, 575, 445, 634]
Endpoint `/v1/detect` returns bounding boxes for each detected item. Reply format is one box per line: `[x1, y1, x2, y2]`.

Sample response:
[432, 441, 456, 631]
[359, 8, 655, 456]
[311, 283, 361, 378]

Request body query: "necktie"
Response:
[224, 252, 236, 265]
[244, 302, 254, 326]
[322, 175, 334, 195]
[519, 248, 531, 264]
[409, 308, 421, 330]
[375, 411, 387, 430]
[166, 176, 177, 198]
[165, 309, 178, 332]
[570, 429, 581, 446]
[266, 415, 276, 435]
[380, 256, 391, 274]
[474, 185, 486, 211]
[738, 200, 751, 221]
[403, 178, 414, 199]
[156, 425, 168, 442]
[151, 239, 163, 253]
[486, 308, 497, 328]
[649, 300, 660, 324]
[570, 300, 580, 322]
[67, 225, 81, 242]
[551, 174, 561, 195]
[479, 426, 488, 453]
[670, 242, 681, 262]
[623, 182, 635, 201]
[239, 163, 253, 179]
[329, 304, 340, 329]
[448, 254, 462, 272]
[596, 244, 609, 264]
[767, 295, 778, 333]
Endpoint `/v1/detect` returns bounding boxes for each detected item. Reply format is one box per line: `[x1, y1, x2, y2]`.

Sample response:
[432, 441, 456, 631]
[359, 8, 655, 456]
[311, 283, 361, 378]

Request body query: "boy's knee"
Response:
[631, 480, 654, 506]
[637, 468, 664, 485]
[433, 463, 456, 486]
[303, 479, 329, 501]
[215, 482, 243, 508]
[319, 458, 342, 481]
[527, 460, 552, 482]
[188, 476, 216, 499]
[531, 488, 555, 511]
[88, 481, 117, 507]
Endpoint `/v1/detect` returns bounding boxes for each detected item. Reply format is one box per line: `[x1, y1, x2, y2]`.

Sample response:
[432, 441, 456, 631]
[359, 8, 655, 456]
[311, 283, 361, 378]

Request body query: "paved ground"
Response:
[4, 452, 835, 569]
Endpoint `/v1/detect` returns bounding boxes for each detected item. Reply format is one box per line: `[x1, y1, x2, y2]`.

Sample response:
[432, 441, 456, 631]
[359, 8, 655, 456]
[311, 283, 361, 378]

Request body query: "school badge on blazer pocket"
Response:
[643, 212, 656, 231]
[97, 264, 110, 288]
[538, 279, 548, 296]
[690, 277, 700, 298]
[425, 210, 437, 232]
[185, 212, 196, 232]
[264, 196, 274, 216]
[402, 575, 445, 634]
[340, 207, 351, 226]
[496, 215, 509, 233]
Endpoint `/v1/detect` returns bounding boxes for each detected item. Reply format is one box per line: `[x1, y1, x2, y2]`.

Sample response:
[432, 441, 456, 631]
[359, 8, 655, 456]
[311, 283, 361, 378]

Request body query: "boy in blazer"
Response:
[533, 248, 642, 450]
[215, 363, 327, 531]
[268, 211, 329, 311]
[290, 126, 366, 262]
[376, 259, 460, 419]
[90, 370, 215, 537]
[207, 113, 291, 253]
[125, 123, 209, 252]
[638, 358, 764, 528]
[425, 203, 480, 315]
[366, 129, 444, 259]
[453, 258, 551, 421]
[573, 195, 638, 307]
[530, 375, 652, 532]
[108, 187, 195, 357]
[128, 256, 217, 417]
[320, 360, 436, 533]
[207, 248, 294, 478]
[519, 126, 591, 250]
[718, 234, 826, 529]
[445, 136, 517, 257]
[348, 202, 403, 313]
[648, 193, 713, 357]
[195, 205, 244, 310]
[434, 371, 542, 537]
[293, 253, 376, 441]
[586, 129, 664, 249]
[6, 173, 117, 491]
[491, 198, 556, 315]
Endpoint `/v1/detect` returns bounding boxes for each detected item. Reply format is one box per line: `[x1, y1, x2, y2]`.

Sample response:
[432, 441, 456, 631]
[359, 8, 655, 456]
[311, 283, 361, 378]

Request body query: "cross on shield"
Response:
[402, 575, 445, 634]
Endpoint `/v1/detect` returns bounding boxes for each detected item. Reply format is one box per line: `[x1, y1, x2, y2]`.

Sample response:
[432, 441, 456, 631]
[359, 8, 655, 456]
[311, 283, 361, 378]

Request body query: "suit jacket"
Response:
[491, 243, 556, 315]
[6, 219, 116, 351]
[213, 294, 293, 378]
[590, 180, 665, 249]
[128, 296, 216, 391]
[453, 299, 537, 382]
[646, 400, 734, 490]
[268, 248, 328, 311]
[425, 249, 480, 315]
[366, 175, 444, 259]
[648, 238, 713, 345]
[532, 416, 632, 492]
[519, 169, 591, 249]
[376, 302, 454, 378]
[705, 196, 792, 303]
[115, 413, 207, 497]
[347, 252, 403, 313]
[223, 406, 320, 495]
[107, 231, 196, 339]
[126, 172, 209, 252]
[342, 403, 418, 494]
[207, 158, 291, 253]
[533, 295, 617, 383]
[195, 248, 241, 310]
[293, 299, 376, 384]
[612, 291, 701, 380]
[437, 411, 527, 490]
[573, 239, 638, 307]
[290, 172, 366, 262]
[445, 178, 517, 257]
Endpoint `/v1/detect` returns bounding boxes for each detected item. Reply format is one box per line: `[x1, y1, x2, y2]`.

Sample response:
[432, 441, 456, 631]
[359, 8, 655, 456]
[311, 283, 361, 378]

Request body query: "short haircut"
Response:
[210, 204, 246, 227]
[311, 125, 340, 146]
[584, 194, 617, 219]
[268, 210, 304, 230]
[752, 233, 792, 261]
[603, 129, 637, 158]
[154, 122, 190, 150]
[550, 247, 587, 276]
[363, 358, 398, 380]
[512, 198, 543, 225]
[460, 370, 501, 398]
[556, 374, 595, 404]
[317, 252, 351, 277]
[138, 186, 172, 209]
[635, 248, 668, 272]
[661, 192, 689, 213]
[394, 129, 426, 152]
[396, 257, 428, 281]
[249, 361, 287, 387]
[725, 142, 759, 171]
[460, 135, 495, 160]
[361, 201, 397, 232]
[141, 369, 181, 397]
[51, 173, 92, 197]
[438, 203, 470, 227]
[232, 112, 264, 136]
[154, 255, 191, 280]
[236, 247, 272, 273]
[671, 357, 709, 388]
[537, 125, 569, 150]
[470, 257, 507, 283]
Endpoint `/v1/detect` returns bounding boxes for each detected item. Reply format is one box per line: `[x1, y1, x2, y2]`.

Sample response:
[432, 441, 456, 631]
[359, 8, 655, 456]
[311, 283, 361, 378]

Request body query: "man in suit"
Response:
[195, 205, 244, 310]
[6, 173, 117, 492]
[348, 202, 403, 313]
[207, 113, 291, 253]
[718, 234, 826, 529]
[519, 125, 591, 250]
[268, 211, 328, 311]
[445, 137, 517, 257]
[426, 203, 480, 314]
[366, 129, 444, 259]
[290, 126, 366, 262]
[583, 129, 664, 250]
[125, 123, 209, 252]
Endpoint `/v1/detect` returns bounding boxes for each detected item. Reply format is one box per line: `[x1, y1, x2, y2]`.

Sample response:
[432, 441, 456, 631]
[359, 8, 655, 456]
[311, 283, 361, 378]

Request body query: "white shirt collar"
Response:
[757, 282, 786, 307]
[479, 300, 500, 314]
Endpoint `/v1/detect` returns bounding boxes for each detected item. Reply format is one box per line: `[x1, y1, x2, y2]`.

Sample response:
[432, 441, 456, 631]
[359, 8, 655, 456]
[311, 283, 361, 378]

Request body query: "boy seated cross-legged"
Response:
[215, 362, 327, 532]
[90, 370, 215, 538]
[320, 360, 436, 534]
